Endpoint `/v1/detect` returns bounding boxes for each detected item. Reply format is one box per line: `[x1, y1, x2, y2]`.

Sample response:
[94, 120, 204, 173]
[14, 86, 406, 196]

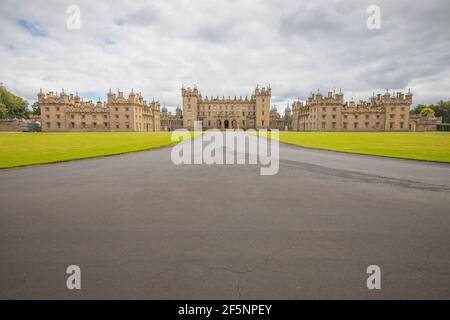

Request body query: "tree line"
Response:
[410, 100, 450, 123]
[0, 85, 40, 119]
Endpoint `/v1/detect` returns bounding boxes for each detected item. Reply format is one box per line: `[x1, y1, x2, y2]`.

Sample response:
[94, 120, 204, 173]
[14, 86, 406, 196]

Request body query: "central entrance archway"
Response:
[224, 120, 229, 129]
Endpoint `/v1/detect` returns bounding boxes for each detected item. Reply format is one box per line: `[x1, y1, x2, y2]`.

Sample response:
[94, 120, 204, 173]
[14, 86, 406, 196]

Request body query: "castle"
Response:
[181, 85, 271, 130]
[292, 89, 413, 131]
[38, 89, 160, 132]
[38, 86, 441, 132]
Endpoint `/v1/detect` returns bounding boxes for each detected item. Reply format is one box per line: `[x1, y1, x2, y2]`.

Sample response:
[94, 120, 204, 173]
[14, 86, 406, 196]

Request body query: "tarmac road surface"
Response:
[1, 133, 449, 299]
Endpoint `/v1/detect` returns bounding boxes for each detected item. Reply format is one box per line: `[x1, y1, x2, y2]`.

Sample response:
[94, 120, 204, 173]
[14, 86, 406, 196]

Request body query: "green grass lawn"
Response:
[0, 132, 188, 169]
[267, 132, 450, 163]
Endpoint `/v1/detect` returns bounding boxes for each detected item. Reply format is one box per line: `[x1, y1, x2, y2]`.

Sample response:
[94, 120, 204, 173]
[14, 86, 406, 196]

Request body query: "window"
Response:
[355, 115, 359, 119]
[104, 122, 108, 127]
[93, 115, 97, 119]
[56, 107, 60, 111]
[242, 120, 245, 126]
[115, 115, 119, 119]
[333, 107, 336, 112]
[344, 115, 347, 119]
[56, 114, 60, 119]
[354, 123, 358, 129]
[332, 122, 336, 129]
[126, 124, 129, 129]
[115, 107, 118, 111]
[208, 120, 211, 126]
[104, 115, 108, 119]
[126, 115, 129, 119]
[322, 107, 326, 112]
[82, 122, 86, 128]
[93, 122, 97, 128]
[82, 115, 85, 119]
[365, 122, 369, 128]
[262, 120, 265, 126]
[390, 114, 394, 119]
[322, 122, 326, 129]
[400, 122, 404, 129]
[71, 122, 75, 128]
[390, 122, 393, 129]
[343, 122, 347, 129]
[46, 115, 50, 119]
[57, 122, 61, 128]
[71, 115, 74, 119]
[365, 115, 369, 119]
[262, 111, 264, 115]
[46, 122, 50, 128]
[125, 107, 129, 111]
[116, 124, 119, 129]
[45, 107, 49, 111]
[322, 115, 326, 119]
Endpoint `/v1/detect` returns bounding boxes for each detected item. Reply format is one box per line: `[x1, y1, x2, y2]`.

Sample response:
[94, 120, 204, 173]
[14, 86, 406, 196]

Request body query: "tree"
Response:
[410, 104, 427, 115]
[0, 102, 8, 119]
[31, 101, 40, 116]
[410, 100, 450, 123]
[420, 107, 434, 117]
[0, 85, 29, 119]
[431, 100, 450, 123]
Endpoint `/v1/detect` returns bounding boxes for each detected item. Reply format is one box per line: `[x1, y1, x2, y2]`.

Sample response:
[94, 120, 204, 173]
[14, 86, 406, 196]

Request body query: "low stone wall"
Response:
[0, 120, 22, 132]
[0, 119, 41, 132]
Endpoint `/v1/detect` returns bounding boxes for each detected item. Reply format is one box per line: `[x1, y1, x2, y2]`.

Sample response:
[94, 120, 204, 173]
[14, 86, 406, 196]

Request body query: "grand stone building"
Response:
[160, 105, 183, 131]
[39, 89, 160, 132]
[181, 85, 271, 130]
[269, 104, 292, 131]
[292, 89, 413, 131]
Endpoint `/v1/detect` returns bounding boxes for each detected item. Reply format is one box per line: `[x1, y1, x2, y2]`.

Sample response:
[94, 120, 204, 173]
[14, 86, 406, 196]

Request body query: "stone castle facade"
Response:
[39, 89, 160, 132]
[160, 105, 183, 132]
[181, 85, 271, 130]
[292, 89, 413, 132]
[37, 86, 441, 132]
[270, 104, 292, 131]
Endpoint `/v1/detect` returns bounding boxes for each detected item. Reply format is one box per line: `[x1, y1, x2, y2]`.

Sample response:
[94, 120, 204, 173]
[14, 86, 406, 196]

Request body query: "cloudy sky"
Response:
[1, 0, 449, 112]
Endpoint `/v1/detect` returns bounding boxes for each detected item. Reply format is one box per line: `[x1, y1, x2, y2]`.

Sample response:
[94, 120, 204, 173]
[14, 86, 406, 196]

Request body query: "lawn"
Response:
[267, 132, 450, 163]
[0, 132, 188, 169]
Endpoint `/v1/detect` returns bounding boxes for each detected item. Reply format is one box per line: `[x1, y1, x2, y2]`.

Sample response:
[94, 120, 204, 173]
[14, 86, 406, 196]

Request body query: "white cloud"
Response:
[1, 0, 449, 112]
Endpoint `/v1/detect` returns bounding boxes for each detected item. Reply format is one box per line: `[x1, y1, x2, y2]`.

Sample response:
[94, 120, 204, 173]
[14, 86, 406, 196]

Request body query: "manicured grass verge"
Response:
[263, 132, 450, 163]
[0, 132, 189, 169]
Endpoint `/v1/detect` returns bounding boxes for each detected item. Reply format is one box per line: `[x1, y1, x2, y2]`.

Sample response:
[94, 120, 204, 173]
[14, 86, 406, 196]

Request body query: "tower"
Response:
[254, 85, 271, 129]
[181, 86, 199, 130]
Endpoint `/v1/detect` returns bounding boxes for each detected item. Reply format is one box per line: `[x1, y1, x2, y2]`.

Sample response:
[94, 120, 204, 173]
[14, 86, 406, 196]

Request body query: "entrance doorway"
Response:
[224, 120, 229, 129]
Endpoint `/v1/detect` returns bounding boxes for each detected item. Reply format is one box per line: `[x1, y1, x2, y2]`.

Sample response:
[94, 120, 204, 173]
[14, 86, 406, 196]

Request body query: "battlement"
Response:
[306, 89, 344, 106]
[254, 85, 271, 96]
[181, 85, 270, 103]
[39, 89, 159, 110]
[181, 86, 199, 97]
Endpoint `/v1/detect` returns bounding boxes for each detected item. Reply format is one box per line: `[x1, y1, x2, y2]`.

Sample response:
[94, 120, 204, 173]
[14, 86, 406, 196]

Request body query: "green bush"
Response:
[437, 124, 450, 131]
